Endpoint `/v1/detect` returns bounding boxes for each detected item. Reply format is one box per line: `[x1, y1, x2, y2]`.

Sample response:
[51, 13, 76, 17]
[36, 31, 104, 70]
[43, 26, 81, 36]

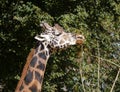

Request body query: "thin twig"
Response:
[110, 68, 120, 92]
[97, 42, 100, 92]
[90, 55, 120, 68]
[79, 45, 86, 92]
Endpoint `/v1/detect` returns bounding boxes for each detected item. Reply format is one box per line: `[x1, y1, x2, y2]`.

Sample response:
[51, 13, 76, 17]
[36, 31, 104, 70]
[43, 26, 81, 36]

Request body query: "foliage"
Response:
[0, 0, 120, 92]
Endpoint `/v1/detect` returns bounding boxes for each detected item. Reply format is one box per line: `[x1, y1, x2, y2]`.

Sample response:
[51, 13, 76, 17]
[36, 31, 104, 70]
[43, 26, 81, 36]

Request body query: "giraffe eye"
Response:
[56, 33, 61, 36]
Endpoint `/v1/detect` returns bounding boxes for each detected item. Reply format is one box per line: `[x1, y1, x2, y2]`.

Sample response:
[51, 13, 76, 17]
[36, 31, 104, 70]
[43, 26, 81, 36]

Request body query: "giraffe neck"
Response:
[15, 43, 50, 92]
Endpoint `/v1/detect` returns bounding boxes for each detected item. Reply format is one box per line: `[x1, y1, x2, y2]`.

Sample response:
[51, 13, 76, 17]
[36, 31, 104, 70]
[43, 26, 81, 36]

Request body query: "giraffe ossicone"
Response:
[15, 22, 85, 92]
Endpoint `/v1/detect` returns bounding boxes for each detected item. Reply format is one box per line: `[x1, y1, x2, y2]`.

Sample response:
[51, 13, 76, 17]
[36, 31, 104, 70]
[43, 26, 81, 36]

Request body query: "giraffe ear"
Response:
[40, 22, 52, 30]
[34, 35, 45, 41]
[54, 24, 64, 32]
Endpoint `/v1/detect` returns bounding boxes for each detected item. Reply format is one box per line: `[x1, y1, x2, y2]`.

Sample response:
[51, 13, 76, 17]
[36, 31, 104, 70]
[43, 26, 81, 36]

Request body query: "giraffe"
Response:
[15, 22, 85, 92]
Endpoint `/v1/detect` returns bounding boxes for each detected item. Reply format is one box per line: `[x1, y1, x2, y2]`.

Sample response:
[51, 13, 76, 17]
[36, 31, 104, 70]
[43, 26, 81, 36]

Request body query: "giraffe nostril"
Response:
[77, 35, 85, 40]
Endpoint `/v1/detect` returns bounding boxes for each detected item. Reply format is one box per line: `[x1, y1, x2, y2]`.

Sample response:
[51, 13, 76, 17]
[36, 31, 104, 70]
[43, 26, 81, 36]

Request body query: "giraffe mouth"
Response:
[76, 40, 84, 44]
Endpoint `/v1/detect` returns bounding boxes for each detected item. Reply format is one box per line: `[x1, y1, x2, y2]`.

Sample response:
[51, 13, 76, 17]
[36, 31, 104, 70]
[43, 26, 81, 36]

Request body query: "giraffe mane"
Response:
[15, 48, 35, 91]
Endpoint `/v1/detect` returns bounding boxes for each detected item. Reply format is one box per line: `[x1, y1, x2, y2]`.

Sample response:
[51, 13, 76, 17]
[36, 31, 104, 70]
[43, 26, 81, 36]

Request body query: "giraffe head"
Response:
[35, 22, 85, 49]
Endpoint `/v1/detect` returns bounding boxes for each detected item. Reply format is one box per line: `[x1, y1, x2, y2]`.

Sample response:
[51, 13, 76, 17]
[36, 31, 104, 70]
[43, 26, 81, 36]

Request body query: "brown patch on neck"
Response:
[15, 48, 35, 92]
